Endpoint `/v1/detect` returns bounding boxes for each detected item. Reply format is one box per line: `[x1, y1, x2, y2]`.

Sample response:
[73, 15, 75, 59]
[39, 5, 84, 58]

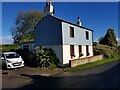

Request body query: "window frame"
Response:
[86, 31, 89, 40]
[70, 26, 74, 38]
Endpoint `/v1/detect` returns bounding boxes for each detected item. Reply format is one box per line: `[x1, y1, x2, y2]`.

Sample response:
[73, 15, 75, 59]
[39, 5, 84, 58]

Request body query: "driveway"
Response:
[2, 60, 120, 89]
[2, 66, 63, 88]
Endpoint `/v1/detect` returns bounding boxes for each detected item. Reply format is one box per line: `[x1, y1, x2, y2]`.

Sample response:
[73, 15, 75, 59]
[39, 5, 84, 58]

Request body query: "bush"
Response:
[36, 48, 60, 68]
[93, 44, 119, 58]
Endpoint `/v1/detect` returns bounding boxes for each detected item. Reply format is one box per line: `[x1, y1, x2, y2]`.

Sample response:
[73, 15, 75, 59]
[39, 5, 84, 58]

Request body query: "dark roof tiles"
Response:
[34, 15, 93, 32]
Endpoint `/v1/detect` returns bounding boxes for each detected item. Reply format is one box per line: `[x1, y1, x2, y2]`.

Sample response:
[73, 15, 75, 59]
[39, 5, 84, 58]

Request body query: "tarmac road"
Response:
[20, 60, 120, 88]
[2, 60, 120, 89]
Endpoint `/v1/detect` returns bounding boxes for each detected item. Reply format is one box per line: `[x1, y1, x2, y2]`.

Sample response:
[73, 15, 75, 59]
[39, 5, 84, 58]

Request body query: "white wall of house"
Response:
[89, 45, 93, 57]
[62, 22, 93, 46]
[62, 45, 93, 64]
[62, 45, 70, 64]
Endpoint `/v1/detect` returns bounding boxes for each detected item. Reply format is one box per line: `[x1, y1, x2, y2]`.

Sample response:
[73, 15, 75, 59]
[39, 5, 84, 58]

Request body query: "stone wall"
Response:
[69, 54, 103, 67]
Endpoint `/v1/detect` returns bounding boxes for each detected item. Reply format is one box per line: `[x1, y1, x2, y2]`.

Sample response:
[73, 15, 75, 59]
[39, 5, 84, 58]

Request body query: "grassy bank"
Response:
[63, 54, 120, 72]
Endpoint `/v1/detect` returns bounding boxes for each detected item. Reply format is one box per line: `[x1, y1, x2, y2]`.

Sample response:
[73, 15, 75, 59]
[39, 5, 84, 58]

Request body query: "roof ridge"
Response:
[49, 15, 93, 31]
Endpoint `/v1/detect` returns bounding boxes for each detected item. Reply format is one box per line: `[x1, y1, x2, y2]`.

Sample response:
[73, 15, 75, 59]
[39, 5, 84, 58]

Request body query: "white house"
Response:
[34, 0, 93, 66]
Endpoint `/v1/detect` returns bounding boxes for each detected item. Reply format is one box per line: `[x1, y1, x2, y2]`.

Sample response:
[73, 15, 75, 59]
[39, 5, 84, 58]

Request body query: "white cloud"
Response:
[0, 36, 14, 44]
[117, 38, 120, 46]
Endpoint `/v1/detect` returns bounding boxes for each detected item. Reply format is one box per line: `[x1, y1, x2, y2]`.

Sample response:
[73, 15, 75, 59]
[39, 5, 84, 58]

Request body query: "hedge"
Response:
[1, 44, 19, 52]
[93, 44, 119, 58]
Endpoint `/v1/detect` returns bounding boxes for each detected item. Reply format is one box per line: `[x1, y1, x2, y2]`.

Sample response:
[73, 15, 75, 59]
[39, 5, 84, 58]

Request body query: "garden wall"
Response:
[69, 54, 103, 67]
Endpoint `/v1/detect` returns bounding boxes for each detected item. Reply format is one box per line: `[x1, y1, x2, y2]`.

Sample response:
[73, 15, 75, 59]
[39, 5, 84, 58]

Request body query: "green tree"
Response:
[99, 28, 118, 48]
[10, 10, 43, 44]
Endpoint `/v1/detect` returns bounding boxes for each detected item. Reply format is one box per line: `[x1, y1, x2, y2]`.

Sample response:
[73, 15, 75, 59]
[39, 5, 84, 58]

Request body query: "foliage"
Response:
[79, 53, 83, 58]
[36, 48, 60, 68]
[1, 44, 19, 52]
[63, 55, 120, 72]
[10, 10, 43, 44]
[93, 44, 119, 58]
[99, 28, 118, 48]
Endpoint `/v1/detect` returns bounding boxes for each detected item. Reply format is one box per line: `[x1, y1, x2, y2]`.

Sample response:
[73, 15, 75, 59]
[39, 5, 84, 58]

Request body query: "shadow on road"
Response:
[14, 62, 120, 89]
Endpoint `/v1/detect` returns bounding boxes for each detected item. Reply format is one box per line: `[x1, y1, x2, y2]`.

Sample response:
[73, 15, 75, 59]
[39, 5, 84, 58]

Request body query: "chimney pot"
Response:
[77, 16, 82, 26]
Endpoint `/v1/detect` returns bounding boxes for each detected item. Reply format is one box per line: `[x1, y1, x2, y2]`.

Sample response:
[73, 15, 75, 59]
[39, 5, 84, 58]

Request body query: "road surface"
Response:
[19, 60, 120, 88]
[2, 60, 120, 89]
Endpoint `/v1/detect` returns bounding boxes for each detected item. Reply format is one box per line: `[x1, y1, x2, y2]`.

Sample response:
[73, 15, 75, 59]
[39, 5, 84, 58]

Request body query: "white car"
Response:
[1, 52, 24, 69]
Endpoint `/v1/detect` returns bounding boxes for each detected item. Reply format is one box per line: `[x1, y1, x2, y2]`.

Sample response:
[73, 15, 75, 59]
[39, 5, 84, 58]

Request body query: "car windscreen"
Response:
[5, 53, 20, 58]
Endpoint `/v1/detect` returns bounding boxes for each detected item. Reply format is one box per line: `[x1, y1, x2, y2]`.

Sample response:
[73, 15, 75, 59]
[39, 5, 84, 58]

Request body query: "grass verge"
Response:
[63, 54, 120, 72]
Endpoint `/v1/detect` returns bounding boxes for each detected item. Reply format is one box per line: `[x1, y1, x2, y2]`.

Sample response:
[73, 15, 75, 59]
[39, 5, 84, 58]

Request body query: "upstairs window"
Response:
[70, 26, 74, 38]
[86, 31, 89, 40]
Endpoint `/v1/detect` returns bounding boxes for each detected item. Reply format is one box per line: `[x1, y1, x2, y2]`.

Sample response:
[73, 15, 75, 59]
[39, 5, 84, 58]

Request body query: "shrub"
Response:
[93, 44, 119, 58]
[36, 48, 60, 68]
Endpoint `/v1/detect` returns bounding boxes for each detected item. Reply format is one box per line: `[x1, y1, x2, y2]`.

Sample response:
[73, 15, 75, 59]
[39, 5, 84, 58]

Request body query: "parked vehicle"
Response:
[1, 52, 24, 69]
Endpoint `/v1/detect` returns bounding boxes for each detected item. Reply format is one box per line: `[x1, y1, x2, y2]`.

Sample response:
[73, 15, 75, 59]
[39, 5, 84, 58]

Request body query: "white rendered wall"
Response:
[88, 45, 93, 57]
[62, 45, 93, 64]
[82, 45, 87, 57]
[62, 45, 70, 64]
[62, 45, 81, 64]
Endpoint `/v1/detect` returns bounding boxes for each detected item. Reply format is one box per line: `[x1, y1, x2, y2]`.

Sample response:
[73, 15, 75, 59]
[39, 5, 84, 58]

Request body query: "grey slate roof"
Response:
[34, 15, 93, 32]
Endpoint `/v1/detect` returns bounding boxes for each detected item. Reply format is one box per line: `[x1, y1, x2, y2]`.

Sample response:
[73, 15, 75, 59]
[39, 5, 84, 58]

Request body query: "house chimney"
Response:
[44, 0, 54, 16]
[50, 0, 52, 5]
[77, 17, 82, 26]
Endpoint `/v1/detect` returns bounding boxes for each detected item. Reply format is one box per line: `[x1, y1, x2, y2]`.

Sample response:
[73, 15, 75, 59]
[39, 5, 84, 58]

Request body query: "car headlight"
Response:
[7, 60, 12, 63]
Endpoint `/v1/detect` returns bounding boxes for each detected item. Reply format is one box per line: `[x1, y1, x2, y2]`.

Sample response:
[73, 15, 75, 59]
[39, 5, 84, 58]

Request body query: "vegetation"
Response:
[1, 44, 59, 68]
[63, 55, 120, 72]
[93, 44, 119, 58]
[1, 44, 19, 52]
[10, 10, 43, 44]
[36, 48, 60, 68]
[99, 28, 118, 48]
[94, 28, 119, 58]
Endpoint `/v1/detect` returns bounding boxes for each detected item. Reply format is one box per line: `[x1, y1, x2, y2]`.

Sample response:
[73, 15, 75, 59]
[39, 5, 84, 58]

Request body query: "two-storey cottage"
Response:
[34, 0, 93, 66]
